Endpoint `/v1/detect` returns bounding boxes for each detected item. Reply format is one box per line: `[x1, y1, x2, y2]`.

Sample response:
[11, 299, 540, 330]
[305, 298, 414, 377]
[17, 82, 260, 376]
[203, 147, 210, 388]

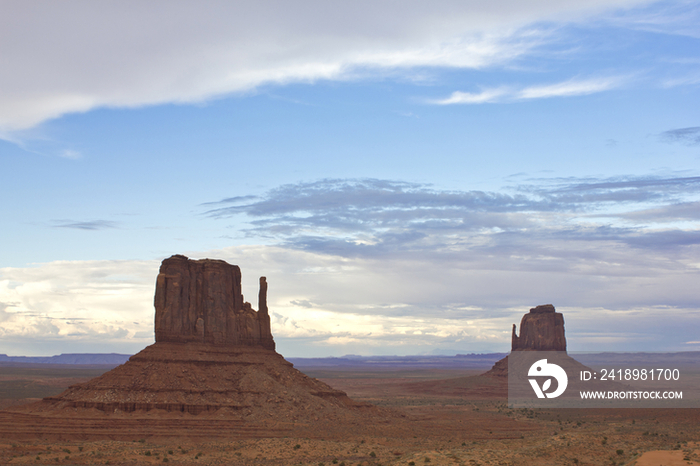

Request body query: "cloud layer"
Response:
[3, 174, 699, 356]
[205, 176, 700, 260]
[0, 259, 157, 355]
[0, 0, 650, 132]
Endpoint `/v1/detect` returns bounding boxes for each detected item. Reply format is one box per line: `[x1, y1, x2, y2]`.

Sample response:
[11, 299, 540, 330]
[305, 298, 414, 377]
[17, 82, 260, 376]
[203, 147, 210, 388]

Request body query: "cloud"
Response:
[290, 299, 314, 309]
[609, 201, 700, 223]
[51, 219, 119, 230]
[603, 0, 700, 39]
[524, 175, 700, 205]
[0, 259, 158, 355]
[660, 127, 700, 146]
[200, 176, 700, 320]
[0, 0, 651, 132]
[432, 76, 625, 105]
[205, 176, 700, 257]
[431, 87, 509, 104]
[59, 149, 81, 159]
[517, 76, 624, 99]
[5, 174, 700, 356]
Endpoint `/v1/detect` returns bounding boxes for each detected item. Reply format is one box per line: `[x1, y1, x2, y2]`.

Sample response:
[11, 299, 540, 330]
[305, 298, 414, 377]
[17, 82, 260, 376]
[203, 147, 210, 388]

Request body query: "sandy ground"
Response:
[634, 443, 700, 466]
[0, 365, 698, 465]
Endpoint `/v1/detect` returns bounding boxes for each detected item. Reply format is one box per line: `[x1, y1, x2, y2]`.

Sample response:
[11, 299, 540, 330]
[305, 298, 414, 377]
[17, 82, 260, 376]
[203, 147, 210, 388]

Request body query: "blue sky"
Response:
[1, 0, 699, 357]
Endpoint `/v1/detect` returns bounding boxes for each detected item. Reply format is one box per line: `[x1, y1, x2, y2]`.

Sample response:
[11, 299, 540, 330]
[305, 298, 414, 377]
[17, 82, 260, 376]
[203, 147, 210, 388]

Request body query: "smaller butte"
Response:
[486, 304, 567, 377]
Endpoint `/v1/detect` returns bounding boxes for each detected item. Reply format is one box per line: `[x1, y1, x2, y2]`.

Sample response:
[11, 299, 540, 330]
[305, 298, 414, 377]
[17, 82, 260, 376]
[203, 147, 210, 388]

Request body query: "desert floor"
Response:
[0, 364, 698, 465]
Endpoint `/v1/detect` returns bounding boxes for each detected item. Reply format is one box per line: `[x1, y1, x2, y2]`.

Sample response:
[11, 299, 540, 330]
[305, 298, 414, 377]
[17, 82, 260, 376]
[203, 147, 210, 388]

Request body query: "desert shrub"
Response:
[424, 457, 431, 463]
[616, 450, 624, 455]
[168, 450, 173, 455]
[294, 444, 301, 450]
[145, 451, 152, 456]
[370, 451, 376, 458]
[409, 462, 416, 466]
[79, 447, 84, 452]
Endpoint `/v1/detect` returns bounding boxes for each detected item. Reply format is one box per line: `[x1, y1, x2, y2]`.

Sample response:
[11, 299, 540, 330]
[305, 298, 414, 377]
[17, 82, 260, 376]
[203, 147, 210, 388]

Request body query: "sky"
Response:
[1, 0, 699, 357]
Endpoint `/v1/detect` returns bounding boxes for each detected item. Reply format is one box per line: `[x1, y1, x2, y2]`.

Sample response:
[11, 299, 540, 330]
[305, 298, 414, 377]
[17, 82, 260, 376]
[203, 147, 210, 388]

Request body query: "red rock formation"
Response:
[39, 342, 365, 419]
[23, 255, 388, 425]
[154, 255, 274, 350]
[485, 304, 567, 377]
[511, 304, 566, 352]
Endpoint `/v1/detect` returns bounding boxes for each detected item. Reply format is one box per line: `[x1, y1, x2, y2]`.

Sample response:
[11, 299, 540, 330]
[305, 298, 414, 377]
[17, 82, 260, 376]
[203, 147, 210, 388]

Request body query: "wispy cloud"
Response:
[660, 126, 700, 146]
[603, 0, 700, 39]
[431, 87, 509, 104]
[204, 176, 700, 264]
[517, 76, 623, 99]
[59, 149, 81, 159]
[51, 219, 118, 230]
[432, 76, 625, 105]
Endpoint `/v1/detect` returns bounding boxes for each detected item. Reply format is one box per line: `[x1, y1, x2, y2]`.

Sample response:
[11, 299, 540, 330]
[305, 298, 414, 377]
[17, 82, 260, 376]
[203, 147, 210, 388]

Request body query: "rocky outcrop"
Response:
[38, 342, 367, 419]
[485, 304, 567, 377]
[28, 254, 389, 427]
[154, 255, 274, 350]
[511, 304, 566, 352]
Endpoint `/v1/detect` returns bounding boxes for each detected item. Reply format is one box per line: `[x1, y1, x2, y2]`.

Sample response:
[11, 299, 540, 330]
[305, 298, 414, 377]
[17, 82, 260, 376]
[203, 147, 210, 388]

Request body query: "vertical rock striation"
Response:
[511, 304, 566, 352]
[485, 304, 567, 377]
[154, 255, 275, 350]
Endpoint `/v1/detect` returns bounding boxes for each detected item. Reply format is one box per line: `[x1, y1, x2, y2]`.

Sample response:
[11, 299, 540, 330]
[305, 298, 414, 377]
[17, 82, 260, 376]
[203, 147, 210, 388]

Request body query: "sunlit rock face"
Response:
[154, 254, 275, 350]
[511, 304, 566, 352]
[34, 255, 378, 420]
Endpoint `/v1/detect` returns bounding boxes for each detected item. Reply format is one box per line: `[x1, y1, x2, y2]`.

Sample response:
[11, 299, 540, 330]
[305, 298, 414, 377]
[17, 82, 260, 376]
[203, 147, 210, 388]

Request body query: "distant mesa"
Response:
[486, 304, 567, 377]
[20, 255, 377, 424]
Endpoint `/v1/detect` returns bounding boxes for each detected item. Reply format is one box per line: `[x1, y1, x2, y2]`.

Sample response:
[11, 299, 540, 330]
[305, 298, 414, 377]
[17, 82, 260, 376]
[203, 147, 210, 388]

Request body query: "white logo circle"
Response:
[528, 359, 568, 399]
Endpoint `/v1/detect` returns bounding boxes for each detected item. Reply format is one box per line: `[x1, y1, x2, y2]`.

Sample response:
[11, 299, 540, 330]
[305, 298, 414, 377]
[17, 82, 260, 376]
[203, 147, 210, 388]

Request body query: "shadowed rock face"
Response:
[154, 255, 274, 350]
[511, 304, 566, 352]
[485, 304, 567, 377]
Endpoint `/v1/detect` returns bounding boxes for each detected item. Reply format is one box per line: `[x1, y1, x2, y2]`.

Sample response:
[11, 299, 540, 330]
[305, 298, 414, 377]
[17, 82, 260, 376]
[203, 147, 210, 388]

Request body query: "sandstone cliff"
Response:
[511, 304, 566, 352]
[28, 254, 389, 427]
[154, 255, 274, 350]
[485, 304, 567, 377]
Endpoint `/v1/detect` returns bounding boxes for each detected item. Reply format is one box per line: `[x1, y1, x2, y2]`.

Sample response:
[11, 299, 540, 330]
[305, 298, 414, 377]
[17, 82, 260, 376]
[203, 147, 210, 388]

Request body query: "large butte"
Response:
[22, 255, 379, 426]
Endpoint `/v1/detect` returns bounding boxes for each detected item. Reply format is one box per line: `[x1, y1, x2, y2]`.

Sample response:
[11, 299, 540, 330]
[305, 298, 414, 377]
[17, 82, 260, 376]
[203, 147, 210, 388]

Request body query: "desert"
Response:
[1, 256, 698, 466]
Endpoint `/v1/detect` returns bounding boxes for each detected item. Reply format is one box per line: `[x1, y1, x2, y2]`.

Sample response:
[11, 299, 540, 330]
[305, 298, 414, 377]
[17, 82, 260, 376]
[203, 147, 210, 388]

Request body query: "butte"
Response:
[485, 304, 567, 377]
[485, 303, 595, 380]
[12, 255, 385, 438]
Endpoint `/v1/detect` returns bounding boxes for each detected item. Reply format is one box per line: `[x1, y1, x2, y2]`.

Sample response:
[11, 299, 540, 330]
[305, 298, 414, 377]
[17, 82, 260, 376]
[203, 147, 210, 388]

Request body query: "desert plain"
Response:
[0, 361, 698, 466]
